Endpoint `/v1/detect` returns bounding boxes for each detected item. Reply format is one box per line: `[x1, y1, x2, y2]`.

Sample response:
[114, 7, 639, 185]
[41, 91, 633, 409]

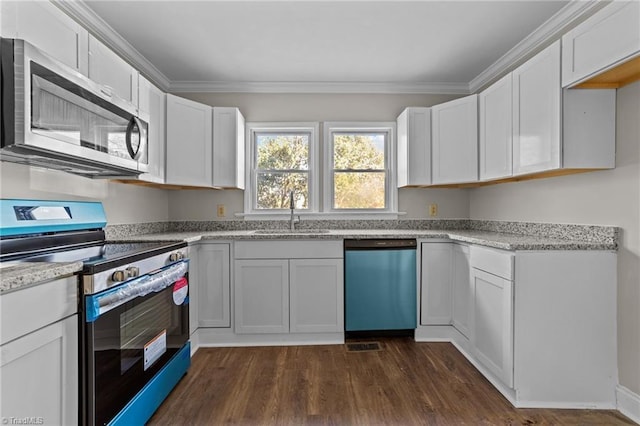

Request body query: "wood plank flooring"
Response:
[149, 338, 633, 425]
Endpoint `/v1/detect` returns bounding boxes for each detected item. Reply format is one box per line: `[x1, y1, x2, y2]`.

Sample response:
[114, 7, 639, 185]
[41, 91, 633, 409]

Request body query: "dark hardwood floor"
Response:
[149, 338, 633, 425]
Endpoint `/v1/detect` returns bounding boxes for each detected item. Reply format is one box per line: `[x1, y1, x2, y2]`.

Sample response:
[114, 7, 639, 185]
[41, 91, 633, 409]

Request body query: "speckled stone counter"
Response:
[3, 219, 616, 294]
[0, 261, 83, 293]
[107, 227, 618, 251]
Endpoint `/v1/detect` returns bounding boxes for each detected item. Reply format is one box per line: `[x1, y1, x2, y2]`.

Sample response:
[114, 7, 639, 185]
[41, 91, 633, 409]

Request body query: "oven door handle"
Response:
[86, 260, 189, 322]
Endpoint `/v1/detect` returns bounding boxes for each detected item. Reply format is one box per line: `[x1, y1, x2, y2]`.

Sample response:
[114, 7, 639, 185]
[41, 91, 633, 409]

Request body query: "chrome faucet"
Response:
[289, 191, 300, 230]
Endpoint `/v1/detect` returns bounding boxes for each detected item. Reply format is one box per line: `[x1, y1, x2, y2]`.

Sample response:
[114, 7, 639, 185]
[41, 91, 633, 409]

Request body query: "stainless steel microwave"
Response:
[0, 38, 148, 178]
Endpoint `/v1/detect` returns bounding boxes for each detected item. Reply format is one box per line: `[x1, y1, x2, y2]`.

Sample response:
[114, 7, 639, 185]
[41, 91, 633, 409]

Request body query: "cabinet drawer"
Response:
[234, 240, 343, 259]
[470, 246, 514, 280]
[1, 276, 78, 345]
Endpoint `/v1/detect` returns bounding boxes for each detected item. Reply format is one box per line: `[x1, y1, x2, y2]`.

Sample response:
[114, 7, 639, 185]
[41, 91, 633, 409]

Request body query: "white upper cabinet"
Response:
[88, 35, 138, 106]
[165, 94, 213, 187]
[1, 0, 89, 74]
[431, 94, 478, 185]
[512, 41, 562, 176]
[562, 1, 640, 88]
[137, 76, 166, 183]
[213, 107, 245, 189]
[479, 74, 513, 181]
[511, 40, 615, 176]
[397, 107, 432, 187]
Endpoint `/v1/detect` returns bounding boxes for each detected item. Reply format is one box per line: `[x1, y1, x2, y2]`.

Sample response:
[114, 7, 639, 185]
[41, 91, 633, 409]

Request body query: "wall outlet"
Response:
[428, 203, 438, 217]
[216, 204, 226, 218]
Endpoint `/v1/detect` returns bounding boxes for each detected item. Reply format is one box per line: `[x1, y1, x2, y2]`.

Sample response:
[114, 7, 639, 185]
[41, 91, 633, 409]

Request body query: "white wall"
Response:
[469, 81, 640, 395]
[168, 92, 470, 220]
[0, 162, 170, 224]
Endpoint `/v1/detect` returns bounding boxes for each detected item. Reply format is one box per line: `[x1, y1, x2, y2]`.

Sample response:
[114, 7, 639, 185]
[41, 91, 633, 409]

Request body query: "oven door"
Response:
[83, 261, 189, 426]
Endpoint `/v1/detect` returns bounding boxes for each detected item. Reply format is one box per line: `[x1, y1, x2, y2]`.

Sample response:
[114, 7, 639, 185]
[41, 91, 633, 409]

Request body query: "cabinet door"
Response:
[197, 244, 231, 328]
[165, 94, 213, 187]
[420, 243, 452, 325]
[1, 315, 78, 425]
[290, 259, 344, 333]
[432, 94, 478, 184]
[471, 268, 514, 388]
[562, 1, 640, 87]
[397, 107, 431, 187]
[512, 41, 561, 176]
[212, 107, 245, 189]
[138, 76, 166, 183]
[234, 260, 289, 334]
[479, 74, 513, 181]
[1, 1, 89, 74]
[451, 244, 471, 338]
[88, 35, 138, 105]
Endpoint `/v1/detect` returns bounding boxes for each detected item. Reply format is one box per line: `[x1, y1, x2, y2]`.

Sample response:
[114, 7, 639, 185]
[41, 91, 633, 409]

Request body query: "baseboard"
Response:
[617, 385, 640, 425]
[195, 328, 344, 347]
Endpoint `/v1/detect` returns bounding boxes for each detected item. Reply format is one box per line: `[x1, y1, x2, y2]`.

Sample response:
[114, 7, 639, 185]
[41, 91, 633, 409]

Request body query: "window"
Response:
[244, 121, 396, 217]
[324, 122, 396, 213]
[245, 123, 319, 213]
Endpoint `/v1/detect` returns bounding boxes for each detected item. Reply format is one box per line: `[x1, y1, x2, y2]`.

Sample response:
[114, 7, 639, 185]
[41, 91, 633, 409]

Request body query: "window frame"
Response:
[244, 122, 320, 216]
[323, 122, 397, 214]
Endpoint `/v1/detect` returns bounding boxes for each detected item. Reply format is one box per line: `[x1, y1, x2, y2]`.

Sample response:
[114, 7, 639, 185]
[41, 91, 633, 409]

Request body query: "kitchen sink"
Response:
[252, 229, 331, 234]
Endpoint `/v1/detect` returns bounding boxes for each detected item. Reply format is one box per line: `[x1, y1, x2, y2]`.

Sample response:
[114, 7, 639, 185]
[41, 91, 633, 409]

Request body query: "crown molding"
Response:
[169, 80, 471, 95]
[469, 0, 611, 93]
[52, 0, 171, 91]
[53, 0, 609, 96]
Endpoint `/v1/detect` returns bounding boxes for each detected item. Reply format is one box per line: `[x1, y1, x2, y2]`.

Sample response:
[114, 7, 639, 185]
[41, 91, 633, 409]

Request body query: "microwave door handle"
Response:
[125, 116, 147, 160]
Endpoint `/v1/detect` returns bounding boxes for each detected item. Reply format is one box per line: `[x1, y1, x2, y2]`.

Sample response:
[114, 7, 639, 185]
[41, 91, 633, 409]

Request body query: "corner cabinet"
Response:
[397, 107, 432, 187]
[234, 241, 344, 335]
[0, 0, 89, 74]
[213, 107, 245, 189]
[562, 1, 640, 88]
[88, 35, 138, 106]
[137, 76, 166, 183]
[431, 94, 478, 185]
[165, 94, 213, 187]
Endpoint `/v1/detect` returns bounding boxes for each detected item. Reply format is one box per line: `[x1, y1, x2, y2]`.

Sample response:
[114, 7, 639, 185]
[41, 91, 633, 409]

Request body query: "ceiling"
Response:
[80, 0, 573, 93]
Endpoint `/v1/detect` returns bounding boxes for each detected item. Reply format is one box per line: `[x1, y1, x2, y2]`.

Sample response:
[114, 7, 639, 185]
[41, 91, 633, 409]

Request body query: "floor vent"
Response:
[346, 342, 382, 352]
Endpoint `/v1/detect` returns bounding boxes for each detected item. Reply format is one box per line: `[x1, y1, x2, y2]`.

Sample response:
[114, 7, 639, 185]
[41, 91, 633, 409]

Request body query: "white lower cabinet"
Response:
[420, 243, 452, 325]
[290, 259, 344, 333]
[451, 244, 470, 338]
[235, 259, 290, 334]
[1, 315, 78, 425]
[234, 241, 344, 335]
[470, 268, 514, 388]
[194, 243, 231, 330]
[1, 276, 78, 425]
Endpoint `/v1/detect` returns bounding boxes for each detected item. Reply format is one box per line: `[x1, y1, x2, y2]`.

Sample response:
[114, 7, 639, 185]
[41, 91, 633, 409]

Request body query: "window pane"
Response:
[256, 134, 309, 170]
[256, 172, 308, 209]
[333, 133, 385, 169]
[334, 172, 385, 209]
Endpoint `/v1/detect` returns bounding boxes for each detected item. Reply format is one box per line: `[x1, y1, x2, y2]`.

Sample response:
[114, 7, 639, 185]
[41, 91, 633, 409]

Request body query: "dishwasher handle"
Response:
[344, 239, 417, 250]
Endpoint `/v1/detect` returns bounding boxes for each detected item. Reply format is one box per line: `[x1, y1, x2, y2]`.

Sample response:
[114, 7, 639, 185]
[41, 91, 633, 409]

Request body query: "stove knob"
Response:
[169, 252, 183, 262]
[126, 266, 140, 278]
[112, 270, 127, 282]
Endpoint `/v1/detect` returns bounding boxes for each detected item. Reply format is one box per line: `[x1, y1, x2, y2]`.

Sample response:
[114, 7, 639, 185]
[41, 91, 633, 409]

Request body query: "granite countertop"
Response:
[108, 229, 617, 251]
[0, 261, 83, 294]
[1, 223, 616, 295]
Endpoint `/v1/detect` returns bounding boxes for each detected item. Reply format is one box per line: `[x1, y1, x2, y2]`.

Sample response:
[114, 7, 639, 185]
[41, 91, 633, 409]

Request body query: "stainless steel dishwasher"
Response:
[344, 239, 417, 332]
